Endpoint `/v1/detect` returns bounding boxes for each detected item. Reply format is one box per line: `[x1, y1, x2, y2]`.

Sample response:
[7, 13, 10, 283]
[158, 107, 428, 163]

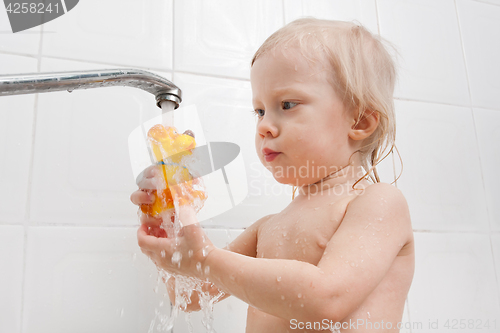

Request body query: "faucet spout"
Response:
[0, 68, 181, 109]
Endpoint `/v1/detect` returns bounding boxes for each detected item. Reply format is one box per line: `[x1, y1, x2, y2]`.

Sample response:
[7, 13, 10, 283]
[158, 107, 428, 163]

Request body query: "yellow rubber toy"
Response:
[140, 124, 207, 217]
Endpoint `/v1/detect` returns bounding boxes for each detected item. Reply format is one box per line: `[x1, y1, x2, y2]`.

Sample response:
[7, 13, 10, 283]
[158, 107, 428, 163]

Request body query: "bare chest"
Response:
[256, 194, 354, 265]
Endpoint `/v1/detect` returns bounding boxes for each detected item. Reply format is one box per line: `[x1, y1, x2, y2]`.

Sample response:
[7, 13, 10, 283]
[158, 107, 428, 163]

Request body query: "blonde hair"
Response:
[252, 18, 401, 186]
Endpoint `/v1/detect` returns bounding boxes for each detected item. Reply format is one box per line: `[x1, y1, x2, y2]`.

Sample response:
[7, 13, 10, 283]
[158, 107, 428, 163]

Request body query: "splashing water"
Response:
[147, 201, 222, 333]
[145, 112, 221, 332]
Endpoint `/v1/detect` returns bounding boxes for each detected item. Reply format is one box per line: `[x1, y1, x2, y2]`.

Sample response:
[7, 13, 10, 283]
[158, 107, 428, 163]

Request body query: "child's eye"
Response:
[253, 109, 265, 117]
[282, 101, 298, 110]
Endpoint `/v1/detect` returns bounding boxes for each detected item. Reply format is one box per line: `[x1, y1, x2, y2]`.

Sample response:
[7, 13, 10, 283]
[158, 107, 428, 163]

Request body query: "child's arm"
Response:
[164, 214, 273, 312]
[138, 183, 412, 323]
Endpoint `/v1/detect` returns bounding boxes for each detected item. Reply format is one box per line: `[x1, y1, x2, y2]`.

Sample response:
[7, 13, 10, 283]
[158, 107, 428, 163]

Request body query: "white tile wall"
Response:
[0, 9, 40, 55]
[395, 99, 488, 232]
[0, 54, 37, 223]
[408, 232, 500, 333]
[491, 234, 500, 299]
[284, 0, 379, 33]
[456, 0, 500, 110]
[473, 0, 500, 6]
[174, 0, 284, 79]
[23, 226, 166, 333]
[1, 0, 499, 332]
[41, 0, 173, 70]
[378, 0, 471, 107]
[0, 225, 24, 333]
[473, 108, 500, 231]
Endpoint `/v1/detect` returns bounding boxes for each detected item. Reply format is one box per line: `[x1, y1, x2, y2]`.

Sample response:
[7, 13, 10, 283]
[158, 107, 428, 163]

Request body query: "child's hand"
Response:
[130, 164, 171, 237]
[137, 205, 215, 278]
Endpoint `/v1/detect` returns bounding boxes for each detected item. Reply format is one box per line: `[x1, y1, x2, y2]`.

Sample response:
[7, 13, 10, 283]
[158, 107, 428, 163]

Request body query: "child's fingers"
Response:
[137, 177, 159, 190]
[136, 165, 161, 189]
[137, 224, 172, 252]
[130, 190, 155, 205]
[142, 164, 161, 179]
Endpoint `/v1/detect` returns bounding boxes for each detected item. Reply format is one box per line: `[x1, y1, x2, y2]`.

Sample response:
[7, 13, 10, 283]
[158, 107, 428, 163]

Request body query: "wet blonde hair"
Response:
[251, 18, 401, 186]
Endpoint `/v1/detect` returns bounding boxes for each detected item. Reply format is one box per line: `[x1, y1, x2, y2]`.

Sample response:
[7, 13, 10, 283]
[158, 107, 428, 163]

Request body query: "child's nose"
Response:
[257, 116, 279, 138]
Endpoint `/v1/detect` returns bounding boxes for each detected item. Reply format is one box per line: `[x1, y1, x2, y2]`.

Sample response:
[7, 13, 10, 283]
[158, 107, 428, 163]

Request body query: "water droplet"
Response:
[345, 289, 350, 293]
[367, 311, 371, 318]
[297, 293, 302, 298]
[276, 276, 282, 282]
[350, 262, 356, 267]
[283, 231, 288, 237]
[314, 207, 320, 210]
[196, 262, 202, 272]
[171, 251, 181, 265]
[281, 295, 285, 300]
[188, 249, 193, 258]
[230, 274, 235, 281]
[301, 303, 304, 307]
[359, 245, 364, 249]
[204, 265, 210, 275]
[161, 250, 166, 258]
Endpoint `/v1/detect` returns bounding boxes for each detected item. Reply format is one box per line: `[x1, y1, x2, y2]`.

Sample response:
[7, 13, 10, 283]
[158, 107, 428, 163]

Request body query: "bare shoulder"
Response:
[352, 182, 410, 216]
[345, 182, 413, 251]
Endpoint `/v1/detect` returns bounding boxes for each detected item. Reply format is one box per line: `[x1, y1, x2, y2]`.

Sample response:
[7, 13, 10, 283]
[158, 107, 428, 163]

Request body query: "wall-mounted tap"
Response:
[0, 68, 181, 109]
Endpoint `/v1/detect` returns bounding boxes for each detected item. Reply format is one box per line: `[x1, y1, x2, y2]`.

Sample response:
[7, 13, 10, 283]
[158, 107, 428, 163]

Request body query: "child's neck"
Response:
[297, 164, 368, 197]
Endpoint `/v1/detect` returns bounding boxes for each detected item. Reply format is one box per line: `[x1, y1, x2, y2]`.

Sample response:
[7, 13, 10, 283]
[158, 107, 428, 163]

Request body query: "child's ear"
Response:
[348, 109, 380, 141]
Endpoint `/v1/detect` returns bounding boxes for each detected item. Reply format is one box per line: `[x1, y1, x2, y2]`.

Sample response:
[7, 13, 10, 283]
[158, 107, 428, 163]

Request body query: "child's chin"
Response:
[273, 176, 298, 186]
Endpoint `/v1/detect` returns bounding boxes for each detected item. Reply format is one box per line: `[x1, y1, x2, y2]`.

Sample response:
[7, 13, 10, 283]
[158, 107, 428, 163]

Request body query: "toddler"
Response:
[132, 18, 414, 333]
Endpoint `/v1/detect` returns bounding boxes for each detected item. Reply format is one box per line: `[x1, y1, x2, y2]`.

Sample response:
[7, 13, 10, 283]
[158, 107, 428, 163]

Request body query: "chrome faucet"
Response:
[0, 68, 181, 109]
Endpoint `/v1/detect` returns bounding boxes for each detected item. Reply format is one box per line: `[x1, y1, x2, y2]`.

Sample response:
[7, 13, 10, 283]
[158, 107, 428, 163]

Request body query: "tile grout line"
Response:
[374, 0, 381, 36]
[19, 21, 45, 333]
[472, 0, 500, 7]
[489, 234, 500, 312]
[453, 0, 492, 231]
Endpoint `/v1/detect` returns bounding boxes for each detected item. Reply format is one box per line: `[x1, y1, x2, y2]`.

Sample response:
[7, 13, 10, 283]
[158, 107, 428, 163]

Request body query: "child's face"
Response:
[251, 47, 357, 186]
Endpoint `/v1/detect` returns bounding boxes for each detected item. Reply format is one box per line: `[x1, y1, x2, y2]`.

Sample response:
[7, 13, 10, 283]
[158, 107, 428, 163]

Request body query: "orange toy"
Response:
[140, 124, 207, 217]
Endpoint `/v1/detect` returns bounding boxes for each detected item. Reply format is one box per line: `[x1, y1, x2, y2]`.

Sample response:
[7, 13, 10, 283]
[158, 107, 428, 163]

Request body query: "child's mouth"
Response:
[263, 148, 281, 162]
